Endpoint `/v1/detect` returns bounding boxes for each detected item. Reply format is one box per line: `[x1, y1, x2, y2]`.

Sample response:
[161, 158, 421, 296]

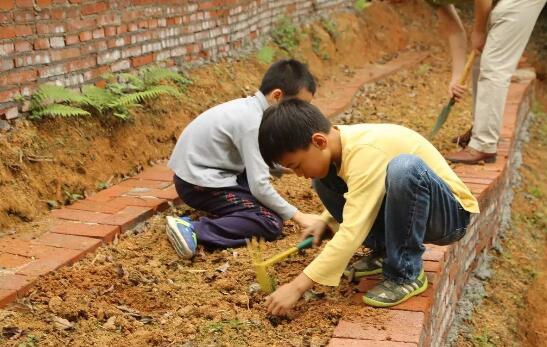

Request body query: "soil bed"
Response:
[0, 55, 468, 347]
[0, 2, 518, 346]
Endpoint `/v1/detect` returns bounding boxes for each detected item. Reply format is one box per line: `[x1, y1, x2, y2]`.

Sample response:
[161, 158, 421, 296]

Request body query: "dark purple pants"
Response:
[173, 174, 283, 248]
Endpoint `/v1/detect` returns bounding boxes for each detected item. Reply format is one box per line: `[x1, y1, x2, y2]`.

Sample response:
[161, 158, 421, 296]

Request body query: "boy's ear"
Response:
[311, 133, 328, 150]
[266, 88, 284, 104]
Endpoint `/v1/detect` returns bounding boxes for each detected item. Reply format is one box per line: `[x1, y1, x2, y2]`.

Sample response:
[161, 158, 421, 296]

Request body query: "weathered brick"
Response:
[67, 18, 95, 32]
[34, 38, 50, 49]
[0, 26, 16, 39]
[131, 53, 154, 67]
[118, 178, 172, 189]
[111, 58, 130, 72]
[328, 338, 417, 347]
[0, 42, 15, 55]
[0, 253, 33, 270]
[35, 0, 52, 6]
[65, 34, 79, 45]
[14, 40, 31, 52]
[3, 69, 37, 84]
[0, 88, 19, 103]
[1, 57, 14, 70]
[86, 185, 132, 202]
[98, 206, 154, 231]
[15, 0, 32, 7]
[81, 1, 107, 16]
[1, 106, 19, 119]
[92, 27, 105, 39]
[50, 47, 80, 61]
[135, 165, 174, 181]
[50, 220, 120, 241]
[0, 237, 79, 259]
[49, 36, 65, 48]
[32, 232, 102, 251]
[51, 205, 153, 231]
[79, 30, 93, 41]
[334, 311, 424, 343]
[0, 0, 14, 11]
[126, 186, 179, 201]
[0, 289, 17, 308]
[0, 274, 36, 295]
[16, 253, 77, 276]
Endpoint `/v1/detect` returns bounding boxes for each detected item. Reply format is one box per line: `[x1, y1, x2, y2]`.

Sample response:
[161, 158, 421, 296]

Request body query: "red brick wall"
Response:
[0, 0, 352, 119]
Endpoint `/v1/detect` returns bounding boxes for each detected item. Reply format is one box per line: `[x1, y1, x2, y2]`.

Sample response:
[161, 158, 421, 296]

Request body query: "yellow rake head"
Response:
[246, 237, 276, 294]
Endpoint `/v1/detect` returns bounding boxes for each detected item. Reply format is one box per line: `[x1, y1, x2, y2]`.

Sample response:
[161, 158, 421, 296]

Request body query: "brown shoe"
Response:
[445, 147, 496, 164]
[451, 127, 473, 148]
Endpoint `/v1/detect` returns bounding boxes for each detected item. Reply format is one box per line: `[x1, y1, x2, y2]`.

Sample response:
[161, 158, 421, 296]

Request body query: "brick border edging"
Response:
[328, 75, 535, 347]
[0, 50, 427, 308]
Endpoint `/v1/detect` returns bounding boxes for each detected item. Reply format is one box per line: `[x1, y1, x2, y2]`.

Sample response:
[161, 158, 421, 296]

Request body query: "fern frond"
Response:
[31, 84, 87, 108]
[110, 85, 181, 107]
[142, 66, 192, 89]
[119, 73, 145, 91]
[81, 85, 117, 113]
[30, 104, 90, 119]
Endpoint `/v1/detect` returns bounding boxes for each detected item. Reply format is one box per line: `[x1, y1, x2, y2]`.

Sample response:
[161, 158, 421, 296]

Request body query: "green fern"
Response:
[141, 66, 192, 90]
[111, 85, 181, 108]
[30, 84, 89, 120]
[29, 66, 189, 121]
[81, 85, 117, 114]
[29, 104, 90, 120]
[271, 16, 300, 53]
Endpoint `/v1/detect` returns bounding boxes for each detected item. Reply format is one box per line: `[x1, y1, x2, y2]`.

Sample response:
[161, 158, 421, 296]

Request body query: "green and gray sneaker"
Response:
[344, 253, 384, 282]
[363, 270, 428, 308]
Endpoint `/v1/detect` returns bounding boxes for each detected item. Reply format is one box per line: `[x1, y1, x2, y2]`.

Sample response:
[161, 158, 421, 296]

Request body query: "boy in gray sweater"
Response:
[166, 60, 321, 258]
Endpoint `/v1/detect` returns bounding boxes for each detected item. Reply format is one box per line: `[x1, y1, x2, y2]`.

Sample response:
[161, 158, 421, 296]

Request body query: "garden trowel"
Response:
[429, 50, 476, 139]
[247, 236, 314, 294]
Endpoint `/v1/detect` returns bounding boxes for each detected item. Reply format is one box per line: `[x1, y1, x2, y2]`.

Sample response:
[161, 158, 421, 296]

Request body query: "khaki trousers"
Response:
[469, 0, 546, 153]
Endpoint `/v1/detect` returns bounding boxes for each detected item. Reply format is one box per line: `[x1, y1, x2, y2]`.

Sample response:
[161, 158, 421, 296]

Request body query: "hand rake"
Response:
[429, 50, 476, 139]
[247, 237, 314, 294]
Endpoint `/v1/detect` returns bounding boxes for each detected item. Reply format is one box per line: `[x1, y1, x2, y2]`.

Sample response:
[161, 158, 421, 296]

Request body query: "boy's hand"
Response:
[291, 211, 322, 230]
[265, 273, 314, 315]
[300, 219, 328, 247]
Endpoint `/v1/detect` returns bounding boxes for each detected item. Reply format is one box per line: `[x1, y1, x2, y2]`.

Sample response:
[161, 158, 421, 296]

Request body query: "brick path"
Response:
[0, 51, 535, 346]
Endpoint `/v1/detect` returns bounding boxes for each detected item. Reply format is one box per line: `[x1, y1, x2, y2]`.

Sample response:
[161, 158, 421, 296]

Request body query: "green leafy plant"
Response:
[271, 16, 300, 53]
[29, 84, 91, 120]
[311, 32, 330, 60]
[29, 66, 191, 121]
[63, 189, 84, 204]
[257, 45, 276, 65]
[96, 181, 109, 191]
[321, 17, 339, 40]
[354, 0, 372, 11]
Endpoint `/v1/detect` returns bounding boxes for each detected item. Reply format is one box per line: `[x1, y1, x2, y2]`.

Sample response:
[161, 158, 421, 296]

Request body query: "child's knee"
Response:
[386, 154, 425, 183]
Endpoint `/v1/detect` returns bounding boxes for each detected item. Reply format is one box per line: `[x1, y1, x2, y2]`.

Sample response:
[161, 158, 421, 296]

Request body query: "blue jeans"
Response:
[313, 154, 470, 284]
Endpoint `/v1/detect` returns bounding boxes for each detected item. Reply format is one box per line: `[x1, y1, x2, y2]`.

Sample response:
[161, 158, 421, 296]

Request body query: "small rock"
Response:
[103, 316, 117, 331]
[96, 309, 105, 321]
[248, 282, 262, 294]
[52, 316, 73, 330]
[48, 296, 63, 313]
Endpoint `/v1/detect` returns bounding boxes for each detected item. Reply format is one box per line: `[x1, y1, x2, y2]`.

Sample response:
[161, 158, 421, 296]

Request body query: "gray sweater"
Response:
[168, 91, 297, 220]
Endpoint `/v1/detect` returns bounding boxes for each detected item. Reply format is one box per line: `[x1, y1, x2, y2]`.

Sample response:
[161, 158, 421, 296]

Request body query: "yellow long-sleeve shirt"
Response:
[303, 124, 480, 286]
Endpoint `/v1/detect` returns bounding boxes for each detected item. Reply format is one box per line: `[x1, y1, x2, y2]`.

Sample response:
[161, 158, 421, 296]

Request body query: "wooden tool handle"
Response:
[458, 50, 476, 85]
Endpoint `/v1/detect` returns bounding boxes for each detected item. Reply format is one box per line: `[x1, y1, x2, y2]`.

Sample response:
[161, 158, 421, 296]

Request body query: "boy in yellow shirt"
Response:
[258, 99, 479, 313]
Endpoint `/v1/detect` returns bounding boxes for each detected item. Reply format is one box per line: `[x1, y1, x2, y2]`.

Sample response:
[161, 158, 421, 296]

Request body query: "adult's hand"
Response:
[448, 77, 467, 102]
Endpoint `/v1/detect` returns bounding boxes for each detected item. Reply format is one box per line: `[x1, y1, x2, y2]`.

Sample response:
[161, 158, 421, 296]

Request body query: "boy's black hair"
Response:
[259, 59, 317, 96]
[259, 98, 331, 168]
